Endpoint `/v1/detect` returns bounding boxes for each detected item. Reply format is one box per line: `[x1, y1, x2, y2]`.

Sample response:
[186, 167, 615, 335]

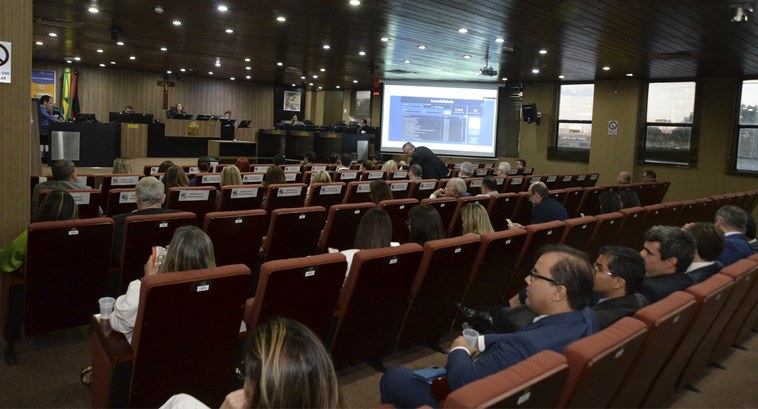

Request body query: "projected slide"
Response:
[381, 83, 499, 157]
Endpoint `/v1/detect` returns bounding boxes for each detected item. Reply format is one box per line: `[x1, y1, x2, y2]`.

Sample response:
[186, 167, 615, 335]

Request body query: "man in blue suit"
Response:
[714, 205, 755, 266]
[379, 245, 599, 408]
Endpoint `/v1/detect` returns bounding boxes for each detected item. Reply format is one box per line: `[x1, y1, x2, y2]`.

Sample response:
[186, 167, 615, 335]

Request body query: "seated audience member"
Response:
[300, 151, 317, 167]
[478, 176, 499, 197]
[598, 190, 622, 214]
[111, 226, 215, 343]
[642, 169, 657, 183]
[408, 205, 447, 246]
[2, 190, 79, 365]
[305, 170, 332, 205]
[619, 188, 641, 208]
[163, 165, 190, 196]
[157, 160, 175, 173]
[31, 159, 86, 221]
[217, 165, 242, 209]
[408, 164, 423, 180]
[682, 222, 724, 283]
[494, 161, 511, 176]
[380, 244, 598, 408]
[327, 152, 339, 165]
[370, 179, 393, 204]
[262, 166, 286, 208]
[515, 159, 526, 170]
[509, 182, 568, 228]
[331, 208, 394, 279]
[430, 177, 468, 198]
[272, 153, 286, 166]
[234, 157, 250, 173]
[461, 203, 494, 236]
[337, 153, 353, 170]
[713, 205, 756, 266]
[639, 225, 696, 303]
[361, 159, 376, 171]
[382, 159, 399, 172]
[746, 215, 758, 251]
[111, 177, 179, 264]
[163, 317, 340, 409]
[458, 161, 476, 178]
[189, 156, 213, 186]
[616, 171, 632, 184]
[457, 246, 647, 333]
[112, 158, 132, 174]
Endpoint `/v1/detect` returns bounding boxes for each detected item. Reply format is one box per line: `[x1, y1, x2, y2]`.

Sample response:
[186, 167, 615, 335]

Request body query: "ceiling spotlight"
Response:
[129, 56, 136, 60]
[209, 71, 214, 75]
[301, 76, 306, 79]
[225, 28, 233, 33]
[49, 32, 58, 37]
[244, 58, 251, 62]
[626, 73, 634, 77]
[403, 59, 411, 63]
[36, 41, 43, 45]
[166, 70, 172, 74]
[501, 77, 508, 81]
[246, 75, 251, 79]
[349, 0, 360, 5]
[74, 56, 81, 61]
[110, 61, 116, 65]
[66, 60, 72, 64]
[318, 86, 323, 90]
[116, 41, 124, 46]
[277, 62, 283, 66]
[217, 5, 228, 11]
[602, 66, 611, 71]
[539, 49, 547, 54]
[88, 6, 99, 13]
[99, 63, 106, 67]
[160, 47, 168, 51]
[313, 75, 318, 79]
[276, 16, 286, 22]
[336, 85, 341, 89]
[558, 75, 565, 79]
[323, 44, 330, 49]
[417, 45, 426, 49]
[380, 37, 389, 42]
[292, 83, 296, 87]
[96, 49, 103, 53]
[463, 54, 471, 59]
[495, 37, 505, 43]
[309, 82, 314, 86]
[180, 68, 186, 72]
[246, 66, 252, 70]
[359, 50, 366, 56]
[172, 20, 182, 26]
[230, 77, 235, 81]
[353, 80, 358, 83]
[532, 68, 539, 74]
[320, 68, 326, 72]
[458, 28, 468, 33]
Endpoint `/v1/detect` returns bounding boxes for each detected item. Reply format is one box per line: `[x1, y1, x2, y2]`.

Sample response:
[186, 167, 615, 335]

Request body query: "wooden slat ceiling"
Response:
[31, 0, 758, 89]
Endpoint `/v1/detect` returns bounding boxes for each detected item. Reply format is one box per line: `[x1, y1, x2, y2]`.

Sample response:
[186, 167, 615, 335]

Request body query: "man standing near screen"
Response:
[403, 142, 448, 180]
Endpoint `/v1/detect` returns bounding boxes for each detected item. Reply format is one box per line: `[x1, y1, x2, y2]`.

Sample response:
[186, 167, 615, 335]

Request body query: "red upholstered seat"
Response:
[342, 181, 374, 204]
[203, 209, 267, 273]
[217, 184, 264, 211]
[166, 186, 218, 226]
[318, 202, 376, 252]
[560, 216, 598, 253]
[100, 174, 141, 213]
[487, 192, 521, 232]
[585, 211, 624, 257]
[261, 183, 307, 212]
[38, 188, 102, 219]
[447, 195, 492, 237]
[305, 182, 346, 208]
[262, 206, 326, 261]
[378, 198, 419, 243]
[408, 179, 439, 200]
[105, 188, 138, 217]
[504, 221, 566, 301]
[421, 197, 459, 236]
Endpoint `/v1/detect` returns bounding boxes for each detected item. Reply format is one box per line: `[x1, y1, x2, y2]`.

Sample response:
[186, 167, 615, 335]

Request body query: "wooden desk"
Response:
[164, 119, 221, 138]
[119, 123, 148, 158]
[234, 127, 257, 142]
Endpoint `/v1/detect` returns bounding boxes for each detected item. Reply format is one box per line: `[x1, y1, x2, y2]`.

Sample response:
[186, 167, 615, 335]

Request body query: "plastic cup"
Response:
[463, 328, 479, 347]
[99, 297, 116, 319]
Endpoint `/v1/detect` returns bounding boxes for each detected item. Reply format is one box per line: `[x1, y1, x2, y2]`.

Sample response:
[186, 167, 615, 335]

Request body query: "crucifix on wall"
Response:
[157, 75, 175, 109]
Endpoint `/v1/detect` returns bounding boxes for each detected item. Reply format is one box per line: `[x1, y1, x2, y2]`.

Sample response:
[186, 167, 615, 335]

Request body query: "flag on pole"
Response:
[60, 67, 72, 120]
[70, 69, 80, 118]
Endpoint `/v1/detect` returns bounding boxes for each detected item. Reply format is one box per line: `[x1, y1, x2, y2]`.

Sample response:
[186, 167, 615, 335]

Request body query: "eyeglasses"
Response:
[529, 268, 562, 286]
[593, 263, 614, 277]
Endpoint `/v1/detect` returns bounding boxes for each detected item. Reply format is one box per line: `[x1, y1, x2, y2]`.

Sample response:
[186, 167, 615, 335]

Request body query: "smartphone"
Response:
[152, 246, 167, 266]
[412, 366, 447, 384]
[506, 218, 514, 227]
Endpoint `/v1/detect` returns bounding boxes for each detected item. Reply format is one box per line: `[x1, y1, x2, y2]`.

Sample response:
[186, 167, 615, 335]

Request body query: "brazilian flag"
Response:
[60, 68, 80, 121]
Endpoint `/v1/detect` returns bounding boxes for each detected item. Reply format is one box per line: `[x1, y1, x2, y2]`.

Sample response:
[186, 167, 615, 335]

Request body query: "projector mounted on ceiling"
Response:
[478, 46, 497, 77]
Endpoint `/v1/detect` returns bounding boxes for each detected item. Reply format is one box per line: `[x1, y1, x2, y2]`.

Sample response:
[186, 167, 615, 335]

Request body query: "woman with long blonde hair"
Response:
[461, 202, 494, 236]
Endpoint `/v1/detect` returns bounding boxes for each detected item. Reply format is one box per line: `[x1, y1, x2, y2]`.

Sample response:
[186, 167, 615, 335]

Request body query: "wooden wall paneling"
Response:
[120, 123, 148, 158]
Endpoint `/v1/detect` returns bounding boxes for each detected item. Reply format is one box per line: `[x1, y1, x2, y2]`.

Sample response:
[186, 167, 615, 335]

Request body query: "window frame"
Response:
[730, 78, 758, 176]
[638, 80, 702, 167]
[548, 82, 594, 163]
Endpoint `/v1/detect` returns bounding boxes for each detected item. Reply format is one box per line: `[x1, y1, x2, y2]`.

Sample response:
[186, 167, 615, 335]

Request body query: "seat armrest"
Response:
[90, 315, 133, 366]
[90, 315, 134, 408]
[243, 298, 256, 329]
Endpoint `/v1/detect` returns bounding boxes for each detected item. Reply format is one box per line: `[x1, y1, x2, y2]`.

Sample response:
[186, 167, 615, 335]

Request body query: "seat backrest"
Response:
[617, 206, 648, 250]
[575, 186, 611, 216]
[203, 209, 267, 272]
[105, 188, 138, 217]
[660, 200, 686, 227]
[442, 350, 569, 409]
[143, 165, 160, 176]
[637, 203, 667, 238]
[330, 244, 424, 369]
[263, 206, 327, 261]
[386, 180, 411, 199]
[129, 265, 251, 408]
[587, 173, 600, 187]
[448, 195, 492, 237]
[245, 253, 346, 340]
[342, 181, 374, 204]
[386, 169, 409, 180]
[166, 186, 217, 226]
[305, 182, 346, 208]
[360, 169, 387, 181]
[318, 202, 376, 251]
[678, 199, 699, 225]
[333, 169, 361, 183]
[420, 197, 460, 235]
[466, 177, 484, 196]
[560, 216, 598, 253]
[24, 218, 114, 336]
[555, 174, 576, 189]
[75, 173, 96, 189]
[543, 174, 559, 190]
[378, 198, 419, 243]
[408, 179, 439, 200]
[240, 172, 265, 185]
[397, 235, 481, 349]
[585, 212, 625, 258]
[736, 253, 758, 344]
[262, 183, 307, 211]
[558, 317, 649, 408]
[610, 291, 698, 408]
[549, 188, 568, 205]
[100, 174, 141, 213]
[488, 193, 521, 231]
[504, 221, 566, 301]
[217, 184, 264, 211]
[460, 229, 528, 309]
[511, 192, 533, 225]
[120, 212, 196, 293]
[504, 175, 526, 193]
[283, 171, 303, 183]
[194, 173, 222, 189]
[562, 187, 585, 218]
[38, 188, 102, 219]
[642, 274, 735, 407]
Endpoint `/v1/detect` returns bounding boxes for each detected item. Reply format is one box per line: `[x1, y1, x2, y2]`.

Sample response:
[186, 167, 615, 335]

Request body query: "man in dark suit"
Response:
[638, 225, 696, 303]
[403, 142, 448, 180]
[380, 245, 599, 408]
[682, 222, 724, 283]
[457, 246, 648, 332]
[714, 205, 755, 266]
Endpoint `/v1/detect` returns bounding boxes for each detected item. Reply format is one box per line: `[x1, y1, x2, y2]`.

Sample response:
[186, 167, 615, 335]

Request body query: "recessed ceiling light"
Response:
[245, 66, 252, 70]
[66, 60, 72, 64]
[88, 6, 99, 13]
[323, 44, 330, 49]
[217, 5, 228, 11]
[309, 82, 314, 86]
[208, 71, 214, 75]
[215, 62, 221, 67]
[277, 62, 283, 66]
[532, 68, 539, 74]
[353, 80, 358, 83]
[160, 47, 168, 51]
[417, 45, 426, 49]
[49, 33, 57, 37]
[35, 41, 43, 45]
[463, 54, 471, 59]
[380, 37, 389, 42]
[116, 41, 124, 46]
[225, 28, 233, 33]
[501, 77, 508, 81]
[313, 75, 318, 79]
[358, 51, 366, 56]
[558, 75, 565, 79]
[180, 68, 186, 72]
[246, 75, 251, 79]
[129, 56, 136, 60]
[318, 86, 323, 90]
[172, 20, 182, 26]
[230, 77, 235, 81]
[495, 38, 504, 43]
[110, 61, 116, 65]
[539, 49, 547, 54]
[403, 59, 411, 63]
[276, 16, 286, 22]
[244, 58, 251, 62]
[96, 49, 103, 53]
[320, 68, 326, 72]
[292, 83, 296, 87]
[74, 56, 81, 61]
[336, 85, 341, 89]
[349, 0, 360, 5]
[458, 28, 468, 33]
[99, 63, 106, 67]
[602, 66, 610, 71]
[166, 70, 172, 74]
[301, 76, 306, 79]
[626, 73, 634, 77]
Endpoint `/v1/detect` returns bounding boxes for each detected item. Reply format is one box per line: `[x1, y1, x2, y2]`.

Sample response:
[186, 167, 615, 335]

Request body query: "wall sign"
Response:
[608, 120, 619, 136]
[0, 41, 11, 83]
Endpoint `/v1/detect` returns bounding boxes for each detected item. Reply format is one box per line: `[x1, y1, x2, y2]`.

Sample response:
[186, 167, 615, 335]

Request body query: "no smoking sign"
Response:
[0, 41, 11, 83]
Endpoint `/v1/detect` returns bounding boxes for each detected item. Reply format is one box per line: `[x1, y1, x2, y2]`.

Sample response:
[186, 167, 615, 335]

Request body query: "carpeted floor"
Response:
[1, 326, 756, 408]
